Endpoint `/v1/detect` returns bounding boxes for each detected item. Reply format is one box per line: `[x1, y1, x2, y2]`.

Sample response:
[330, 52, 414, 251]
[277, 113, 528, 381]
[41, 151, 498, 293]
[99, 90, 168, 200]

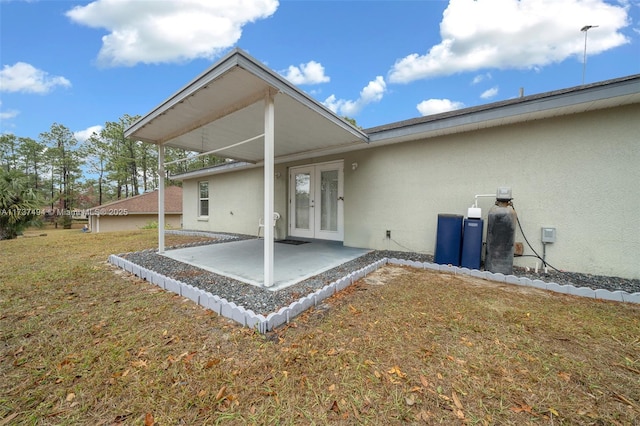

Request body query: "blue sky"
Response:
[1, 0, 639, 144]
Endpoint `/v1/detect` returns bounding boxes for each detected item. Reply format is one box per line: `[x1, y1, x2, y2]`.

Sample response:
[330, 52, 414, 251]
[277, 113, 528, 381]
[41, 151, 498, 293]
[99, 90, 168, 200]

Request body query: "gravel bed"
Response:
[122, 238, 640, 315]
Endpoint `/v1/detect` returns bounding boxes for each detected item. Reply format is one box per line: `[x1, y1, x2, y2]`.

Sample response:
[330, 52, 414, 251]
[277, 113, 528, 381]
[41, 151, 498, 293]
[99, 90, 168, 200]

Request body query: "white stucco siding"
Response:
[344, 104, 640, 279]
[182, 165, 288, 237]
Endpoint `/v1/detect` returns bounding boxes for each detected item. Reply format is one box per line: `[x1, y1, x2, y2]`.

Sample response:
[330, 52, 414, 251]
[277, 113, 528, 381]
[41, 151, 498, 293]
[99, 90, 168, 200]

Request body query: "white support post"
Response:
[263, 90, 275, 287]
[158, 144, 165, 254]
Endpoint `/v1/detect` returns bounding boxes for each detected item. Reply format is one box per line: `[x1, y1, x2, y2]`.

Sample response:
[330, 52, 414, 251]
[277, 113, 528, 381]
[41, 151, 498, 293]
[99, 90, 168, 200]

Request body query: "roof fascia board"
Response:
[369, 77, 640, 144]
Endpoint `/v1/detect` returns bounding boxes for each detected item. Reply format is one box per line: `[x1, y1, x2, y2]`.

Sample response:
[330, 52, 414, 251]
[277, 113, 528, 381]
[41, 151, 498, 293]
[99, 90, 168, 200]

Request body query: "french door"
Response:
[289, 161, 344, 241]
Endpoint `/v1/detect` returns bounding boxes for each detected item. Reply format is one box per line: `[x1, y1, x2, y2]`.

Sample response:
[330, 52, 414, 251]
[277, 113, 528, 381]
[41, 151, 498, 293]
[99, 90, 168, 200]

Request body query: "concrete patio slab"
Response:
[161, 238, 371, 291]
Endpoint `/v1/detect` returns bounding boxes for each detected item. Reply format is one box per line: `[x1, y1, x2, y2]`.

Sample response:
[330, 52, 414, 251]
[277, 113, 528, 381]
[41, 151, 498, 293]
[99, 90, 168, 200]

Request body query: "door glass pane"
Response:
[295, 172, 310, 230]
[320, 169, 338, 232]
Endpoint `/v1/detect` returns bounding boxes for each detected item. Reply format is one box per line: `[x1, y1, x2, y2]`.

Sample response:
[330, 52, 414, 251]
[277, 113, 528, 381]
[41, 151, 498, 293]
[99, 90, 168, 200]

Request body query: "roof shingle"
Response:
[89, 186, 182, 214]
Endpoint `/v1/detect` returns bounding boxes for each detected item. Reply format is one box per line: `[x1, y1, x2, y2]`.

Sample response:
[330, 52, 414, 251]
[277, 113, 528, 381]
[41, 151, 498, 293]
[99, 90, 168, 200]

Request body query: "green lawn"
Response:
[1, 229, 638, 425]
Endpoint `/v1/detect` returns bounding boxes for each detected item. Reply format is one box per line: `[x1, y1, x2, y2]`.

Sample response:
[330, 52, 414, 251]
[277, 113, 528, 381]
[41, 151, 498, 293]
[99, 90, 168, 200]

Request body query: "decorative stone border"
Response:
[107, 254, 640, 334]
[108, 253, 388, 333]
[386, 258, 640, 304]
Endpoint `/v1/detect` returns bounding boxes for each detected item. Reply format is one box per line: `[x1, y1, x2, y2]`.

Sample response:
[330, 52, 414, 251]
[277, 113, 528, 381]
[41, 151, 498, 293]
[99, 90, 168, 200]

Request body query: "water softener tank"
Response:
[485, 187, 517, 275]
[434, 214, 463, 266]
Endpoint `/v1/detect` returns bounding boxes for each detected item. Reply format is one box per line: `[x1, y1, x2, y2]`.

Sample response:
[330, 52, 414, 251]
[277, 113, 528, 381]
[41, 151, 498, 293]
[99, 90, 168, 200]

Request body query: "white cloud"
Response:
[281, 61, 330, 85]
[416, 99, 465, 116]
[480, 86, 499, 99]
[0, 62, 71, 94]
[74, 125, 103, 143]
[66, 0, 279, 67]
[0, 101, 19, 120]
[323, 76, 386, 117]
[472, 73, 492, 85]
[389, 0, 629, 84]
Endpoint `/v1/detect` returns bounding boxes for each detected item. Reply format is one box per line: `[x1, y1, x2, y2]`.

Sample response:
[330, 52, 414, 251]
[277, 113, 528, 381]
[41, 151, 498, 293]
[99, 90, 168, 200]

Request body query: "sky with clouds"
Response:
[1, 0, 638, 142]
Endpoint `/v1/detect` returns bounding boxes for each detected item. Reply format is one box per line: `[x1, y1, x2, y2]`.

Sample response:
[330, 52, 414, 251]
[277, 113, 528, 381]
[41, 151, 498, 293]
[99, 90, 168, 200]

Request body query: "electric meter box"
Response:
[541, 227, 556, 243]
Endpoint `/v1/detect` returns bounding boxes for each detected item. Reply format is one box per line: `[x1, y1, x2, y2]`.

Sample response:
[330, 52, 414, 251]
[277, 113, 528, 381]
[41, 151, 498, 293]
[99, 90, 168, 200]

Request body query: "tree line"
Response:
[0, 114, 223, 236]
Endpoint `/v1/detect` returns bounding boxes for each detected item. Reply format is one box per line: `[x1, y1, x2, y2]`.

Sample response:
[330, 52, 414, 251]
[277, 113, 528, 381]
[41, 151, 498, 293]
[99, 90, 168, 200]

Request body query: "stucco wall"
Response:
[182, 165, 288, 238]
[180, 104, 639, 279]
[342, 104, 639, 279]
[90, 214, 182, 233]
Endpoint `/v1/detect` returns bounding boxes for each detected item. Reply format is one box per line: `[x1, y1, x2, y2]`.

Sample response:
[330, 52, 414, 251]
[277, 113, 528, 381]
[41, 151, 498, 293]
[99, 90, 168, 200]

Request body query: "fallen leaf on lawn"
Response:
[327, 348, 338, 356]
[131, 360, 148, 368]
[182, 351, 197, 364]
[215, 386, 227, 401]
[374, 370, 382, 379]
[204, 358, 221, 368]
[387, 366, 406, 378]
[455, 409, 465, 419]
[405, 396, 415, 406]
[452, 391, 464, 410]
[329, 400, 340, 413]
[144, 412, 154, 426]
[364, 359, 375, 366]
[416, 410, 432, 421]
[328, 384, 336, 392]
[420, 375, 429, 388]
[510, 403, 533, 414]
[121, 369, 130, 378]
[198, 389, 207, 397]
[557, 371, 571, 381]
[548, 407, 559, 416]
[65, 393, 75, 402]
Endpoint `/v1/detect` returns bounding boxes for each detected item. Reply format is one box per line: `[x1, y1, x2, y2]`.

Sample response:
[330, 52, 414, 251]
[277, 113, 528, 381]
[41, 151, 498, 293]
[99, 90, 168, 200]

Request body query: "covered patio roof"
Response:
[125, 48, 368, 288]
[124, 48, 368, 162]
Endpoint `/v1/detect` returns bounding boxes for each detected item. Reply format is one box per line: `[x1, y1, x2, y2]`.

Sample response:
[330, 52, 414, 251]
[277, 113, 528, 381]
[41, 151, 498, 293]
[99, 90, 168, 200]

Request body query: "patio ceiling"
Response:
[124, 48, 368, 163]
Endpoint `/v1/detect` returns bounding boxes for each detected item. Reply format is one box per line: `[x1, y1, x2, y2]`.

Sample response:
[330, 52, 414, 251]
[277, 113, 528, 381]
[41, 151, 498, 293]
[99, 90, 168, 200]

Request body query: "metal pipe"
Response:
[474, 194, 496, 208]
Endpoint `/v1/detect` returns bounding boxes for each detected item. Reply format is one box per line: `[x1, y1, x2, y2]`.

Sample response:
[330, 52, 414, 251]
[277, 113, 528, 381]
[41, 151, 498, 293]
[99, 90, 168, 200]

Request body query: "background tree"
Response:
[82, 133, 111, 205]
[101, 115, 141, 198]
[17, 137, 46, 191]
[0, 134, 19, 172]
[0, 169, 43, 240]
[39, 123, 82, 228]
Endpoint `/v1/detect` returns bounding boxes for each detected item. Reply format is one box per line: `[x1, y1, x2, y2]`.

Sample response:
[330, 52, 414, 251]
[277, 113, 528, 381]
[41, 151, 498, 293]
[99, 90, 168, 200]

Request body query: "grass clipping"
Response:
[0, 229, 638, 425]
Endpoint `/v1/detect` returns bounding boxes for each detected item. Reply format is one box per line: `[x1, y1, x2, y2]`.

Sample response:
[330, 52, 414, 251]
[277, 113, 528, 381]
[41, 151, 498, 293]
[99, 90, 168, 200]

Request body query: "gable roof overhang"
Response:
[124, 48, 369, 162]
[366, 74, 640, 146]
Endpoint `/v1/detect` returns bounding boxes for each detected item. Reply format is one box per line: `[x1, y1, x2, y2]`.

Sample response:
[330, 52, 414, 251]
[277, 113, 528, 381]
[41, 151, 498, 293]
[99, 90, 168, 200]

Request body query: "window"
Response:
[198, 181, 209, 217]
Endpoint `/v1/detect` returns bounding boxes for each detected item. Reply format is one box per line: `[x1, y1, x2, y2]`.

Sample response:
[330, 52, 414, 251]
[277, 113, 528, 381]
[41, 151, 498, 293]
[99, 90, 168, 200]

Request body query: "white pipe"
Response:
[474, 193, 495, 208]
[163, 133, 265, 166]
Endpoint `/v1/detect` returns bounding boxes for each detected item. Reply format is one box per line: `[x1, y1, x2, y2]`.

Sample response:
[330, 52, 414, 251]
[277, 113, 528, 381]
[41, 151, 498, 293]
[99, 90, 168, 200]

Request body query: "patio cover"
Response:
[124, 48, 369, 287]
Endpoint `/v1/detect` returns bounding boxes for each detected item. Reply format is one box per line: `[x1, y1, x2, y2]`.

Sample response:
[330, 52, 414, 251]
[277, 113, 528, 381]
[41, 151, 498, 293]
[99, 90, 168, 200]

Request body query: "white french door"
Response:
[289, 161, 344, 241]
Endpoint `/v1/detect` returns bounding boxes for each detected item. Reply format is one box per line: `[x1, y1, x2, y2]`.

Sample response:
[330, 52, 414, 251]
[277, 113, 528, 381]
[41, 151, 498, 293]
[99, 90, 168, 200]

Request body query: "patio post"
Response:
[158, 144, 165, 254]
[264, 89, 275, 287]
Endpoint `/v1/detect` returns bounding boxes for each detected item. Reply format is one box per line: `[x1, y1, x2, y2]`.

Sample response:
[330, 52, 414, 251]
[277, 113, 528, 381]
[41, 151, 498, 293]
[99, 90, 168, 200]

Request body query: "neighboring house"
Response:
[124, 48, 640, 283]
[88, 186, 182, 233]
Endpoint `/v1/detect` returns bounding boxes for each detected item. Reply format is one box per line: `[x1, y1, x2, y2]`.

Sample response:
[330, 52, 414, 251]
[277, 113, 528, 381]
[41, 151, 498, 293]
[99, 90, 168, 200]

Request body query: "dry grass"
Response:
[1, 230, 638, 425]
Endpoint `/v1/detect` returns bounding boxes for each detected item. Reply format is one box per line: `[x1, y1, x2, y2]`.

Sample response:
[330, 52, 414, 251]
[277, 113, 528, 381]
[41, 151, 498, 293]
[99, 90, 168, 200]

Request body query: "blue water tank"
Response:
[434, 214, 463, 266]
[461, 218, 484, 270]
